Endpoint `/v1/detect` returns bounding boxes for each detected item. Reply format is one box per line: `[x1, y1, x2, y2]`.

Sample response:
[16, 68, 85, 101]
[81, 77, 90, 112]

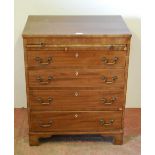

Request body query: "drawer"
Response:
[30, 111, 122, 132]
[27, 51, 126, 68]
[24, 37, 129, 51]
[28, 69, 125, 90]
[29, 90, 124, 111]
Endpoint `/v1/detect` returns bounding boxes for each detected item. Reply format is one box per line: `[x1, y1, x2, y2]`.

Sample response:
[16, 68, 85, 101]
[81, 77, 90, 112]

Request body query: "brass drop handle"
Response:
[40, 121, 53, 128]
[37, 76, 53, 84]
[102, 57, 118, 65]
[99, 119, 114, 126]
[100, 97, 116, 105]
[101, 76, 118, 84]
[35, 57, 52, 65]
[37, 97, 53, 105]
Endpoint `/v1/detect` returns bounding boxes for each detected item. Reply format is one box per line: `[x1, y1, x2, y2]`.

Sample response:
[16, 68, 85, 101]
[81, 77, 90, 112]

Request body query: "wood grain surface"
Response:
[27, 50, 126, 68]
[30, 111, 122, 132]
[22, 15, 131, 37]
[22, 15, 131, 145]
[29, 90, 124, 111]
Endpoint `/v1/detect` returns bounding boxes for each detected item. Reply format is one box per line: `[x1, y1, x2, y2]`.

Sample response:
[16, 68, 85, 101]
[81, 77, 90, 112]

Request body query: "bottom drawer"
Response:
[30, 111, 122, 132]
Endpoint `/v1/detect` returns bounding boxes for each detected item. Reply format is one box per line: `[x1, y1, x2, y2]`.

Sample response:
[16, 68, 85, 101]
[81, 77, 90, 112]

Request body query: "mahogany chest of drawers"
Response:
[22, 15, 131, 146]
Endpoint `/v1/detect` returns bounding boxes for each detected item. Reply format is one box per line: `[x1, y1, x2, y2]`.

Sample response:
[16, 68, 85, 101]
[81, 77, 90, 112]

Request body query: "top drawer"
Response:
[23, 37, 129, 51]
[26, 50, 126, 68]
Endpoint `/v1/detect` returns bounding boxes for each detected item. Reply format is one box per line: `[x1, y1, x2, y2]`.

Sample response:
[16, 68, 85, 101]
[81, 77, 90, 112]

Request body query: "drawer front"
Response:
[28, 69, 124, 90]
[24, 37, 129, 51]
[29, 90, 124, 111]
[30, 111, 122, 132]
[27, 51, 126, 68]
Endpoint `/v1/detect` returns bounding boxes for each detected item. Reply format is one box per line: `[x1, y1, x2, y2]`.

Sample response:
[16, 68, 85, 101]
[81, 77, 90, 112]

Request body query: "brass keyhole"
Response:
[74, 114, 78, 118]
[75, 53, 79, 58]
[75, 71, 79, 76]
[64, 47, 68, 51]
[74, 92, 79, 96]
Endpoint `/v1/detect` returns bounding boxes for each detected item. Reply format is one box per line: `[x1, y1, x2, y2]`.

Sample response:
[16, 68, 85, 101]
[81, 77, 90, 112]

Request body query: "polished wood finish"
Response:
[22, 15, 131, 146]
[29, 90, 124, 111]
[27, 50, 126, 68]
[30, 111, 122, 132]
[22, 16, 131, 37]
[28, 69, 125, 89]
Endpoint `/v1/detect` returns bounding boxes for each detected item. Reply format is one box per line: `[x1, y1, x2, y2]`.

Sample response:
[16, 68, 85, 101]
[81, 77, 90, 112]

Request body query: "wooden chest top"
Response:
[22, 15, 131, 37]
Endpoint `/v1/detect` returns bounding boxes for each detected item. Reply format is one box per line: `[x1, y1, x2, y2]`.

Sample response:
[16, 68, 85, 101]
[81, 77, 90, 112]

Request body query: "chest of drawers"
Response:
[22, 15, 131, 146]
